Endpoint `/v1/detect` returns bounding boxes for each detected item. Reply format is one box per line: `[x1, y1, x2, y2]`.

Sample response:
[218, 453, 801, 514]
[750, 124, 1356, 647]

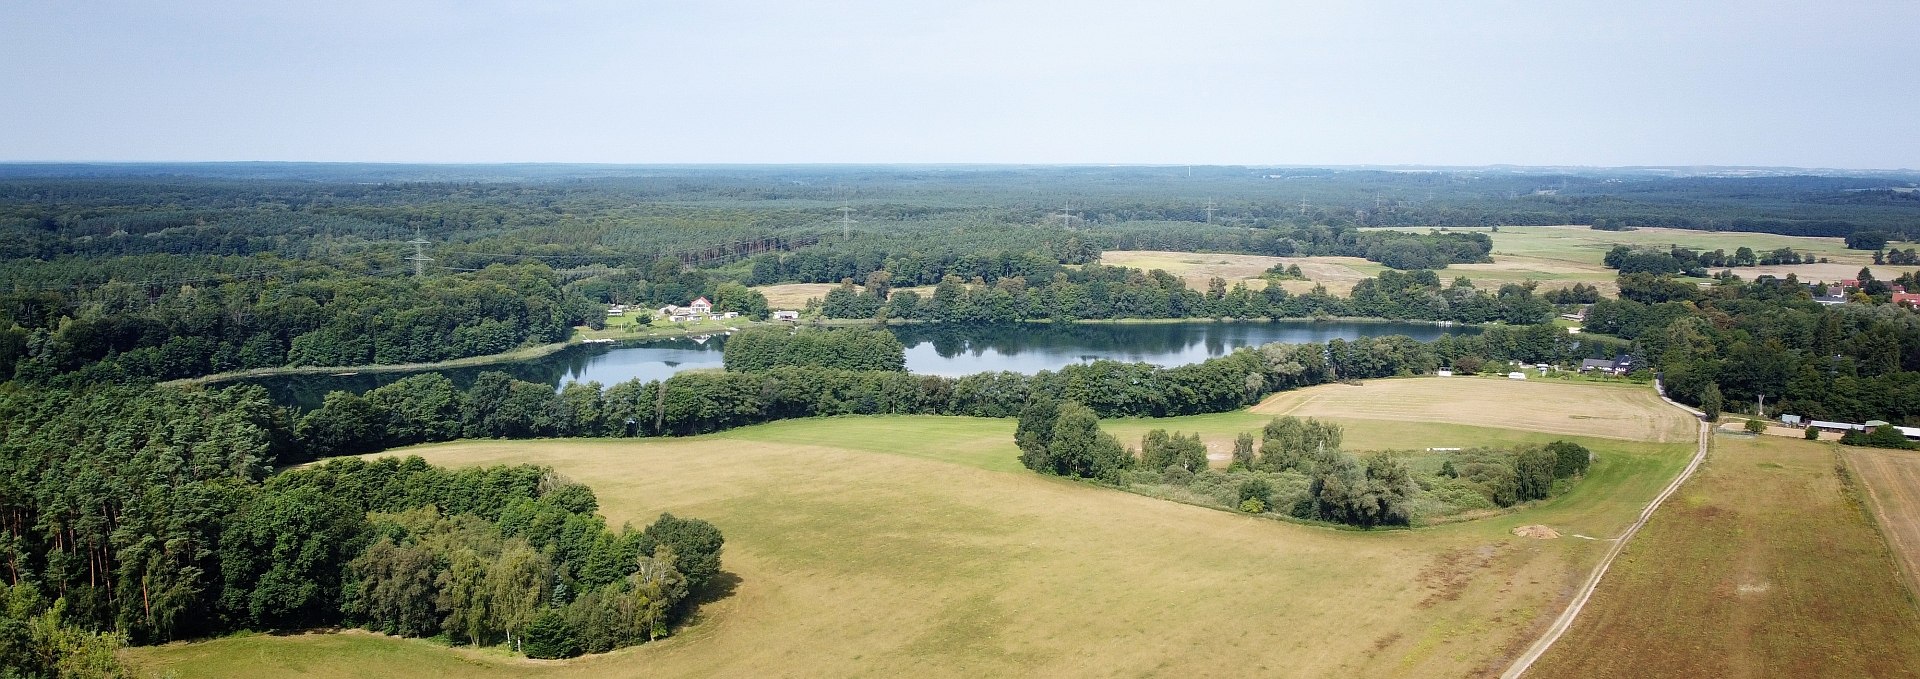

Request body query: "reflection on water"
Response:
[240, 321, 1473, 410]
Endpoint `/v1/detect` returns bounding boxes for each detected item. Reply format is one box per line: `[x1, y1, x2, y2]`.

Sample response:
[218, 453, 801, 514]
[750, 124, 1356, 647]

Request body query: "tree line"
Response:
[721, 327, 905, 373]
[818, 266, 1555, 325]
[0, 383, 723, 675]
[1583, 269, 1920, 424]
[1602, 244, 1815, 276]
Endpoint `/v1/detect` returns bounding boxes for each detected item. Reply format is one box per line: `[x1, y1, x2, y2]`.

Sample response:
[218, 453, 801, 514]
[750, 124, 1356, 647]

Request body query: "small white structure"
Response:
[1436, 369, 1454, 377]
[1507, 372, 1527, 380]
[721, 311, 739, 319]
[773, 310, 800, 321]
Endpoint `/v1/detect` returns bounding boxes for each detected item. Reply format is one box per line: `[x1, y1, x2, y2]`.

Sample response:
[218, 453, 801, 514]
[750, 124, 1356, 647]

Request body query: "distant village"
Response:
[603, 296, 800, 323]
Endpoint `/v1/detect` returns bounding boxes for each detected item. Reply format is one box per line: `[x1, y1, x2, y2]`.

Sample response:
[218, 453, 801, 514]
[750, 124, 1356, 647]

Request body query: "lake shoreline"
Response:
[170, 316, 1487, 389]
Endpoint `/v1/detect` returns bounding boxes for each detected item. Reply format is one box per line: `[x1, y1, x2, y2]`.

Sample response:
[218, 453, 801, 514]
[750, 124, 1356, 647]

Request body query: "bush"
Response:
[1544, 440, 1591, 478]
[520, 610, 584, 659]
[1237, 477, 1274, 508]
[1840, 424, 1915, 450]
[1743, 418, 1767, 434]
[1239, 498, 1266, 513]
[1805, 426, 1820, 440]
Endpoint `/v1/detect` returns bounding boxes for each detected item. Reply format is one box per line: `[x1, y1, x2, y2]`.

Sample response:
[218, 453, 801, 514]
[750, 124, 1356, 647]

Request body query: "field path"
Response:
[1502, 384, 1709, 678]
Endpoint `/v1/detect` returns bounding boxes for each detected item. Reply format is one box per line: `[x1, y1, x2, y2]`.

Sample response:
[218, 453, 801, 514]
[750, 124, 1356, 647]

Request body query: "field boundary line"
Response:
[1500, 379, 1709, 678]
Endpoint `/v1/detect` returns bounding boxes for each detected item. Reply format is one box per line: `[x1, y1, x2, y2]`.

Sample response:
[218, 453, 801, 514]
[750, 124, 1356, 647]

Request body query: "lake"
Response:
[239, 320, 1473, 410]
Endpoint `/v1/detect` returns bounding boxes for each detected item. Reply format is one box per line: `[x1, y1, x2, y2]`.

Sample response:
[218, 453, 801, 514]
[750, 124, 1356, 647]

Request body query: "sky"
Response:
[3, 1, 1917, 168]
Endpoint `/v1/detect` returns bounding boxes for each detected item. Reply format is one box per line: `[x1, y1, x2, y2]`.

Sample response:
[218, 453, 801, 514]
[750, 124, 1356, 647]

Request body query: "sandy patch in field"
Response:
[1512, 525, 1561, 539]
[1253, 377, 1694, 443]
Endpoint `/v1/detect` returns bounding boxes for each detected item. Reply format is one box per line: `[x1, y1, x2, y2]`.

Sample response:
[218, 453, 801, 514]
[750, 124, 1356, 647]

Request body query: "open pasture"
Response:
[1844, 446, 1920, 599]
[1530, 434, 1920, 678]
[1252, 376, 1694, 444]
[125, 379, 1704, 678]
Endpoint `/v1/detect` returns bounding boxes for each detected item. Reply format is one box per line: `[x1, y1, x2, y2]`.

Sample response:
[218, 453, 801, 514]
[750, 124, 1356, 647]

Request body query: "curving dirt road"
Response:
[1499, 383, 1711, 678]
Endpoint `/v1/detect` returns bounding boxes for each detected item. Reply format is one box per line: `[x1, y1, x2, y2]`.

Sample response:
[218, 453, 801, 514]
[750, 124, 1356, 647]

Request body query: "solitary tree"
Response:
[1700, 383, 1723, 422]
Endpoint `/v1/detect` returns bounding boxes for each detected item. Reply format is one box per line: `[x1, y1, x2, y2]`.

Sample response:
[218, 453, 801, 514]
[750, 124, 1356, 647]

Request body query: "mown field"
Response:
[1529, 433, 1920, 678]
[1105, 226, 1920, 299]
[1844, 446, 1920, 600]
[127, 379, 1699, 678]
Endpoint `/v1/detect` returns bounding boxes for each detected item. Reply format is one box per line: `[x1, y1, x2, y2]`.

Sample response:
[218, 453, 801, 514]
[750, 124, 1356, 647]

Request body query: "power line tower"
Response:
[840, 203, 856, 239]
[1057, 201, 1074, 229]
[1298, 195, 1310, 216]
[1204, 199, 1217, 224]
[406, 229, 433, 279]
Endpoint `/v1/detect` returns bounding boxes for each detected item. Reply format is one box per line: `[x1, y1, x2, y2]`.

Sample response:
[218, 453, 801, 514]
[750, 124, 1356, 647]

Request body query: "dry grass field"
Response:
[1252, 376, 1695, 444]
[1529, 434, 1920, 678]
[750, 282, 838, 309]
[1843, 446, 1920, 599]
[125, 379, 1705, 679]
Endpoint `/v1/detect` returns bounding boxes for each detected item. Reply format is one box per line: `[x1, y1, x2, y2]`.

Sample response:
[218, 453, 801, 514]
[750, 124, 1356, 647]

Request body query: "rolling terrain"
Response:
[127, 380, 1702, 678]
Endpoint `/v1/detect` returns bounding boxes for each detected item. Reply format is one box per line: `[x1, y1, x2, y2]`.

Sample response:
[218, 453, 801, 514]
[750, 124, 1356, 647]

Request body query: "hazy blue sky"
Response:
[3, 1, 1916, 168]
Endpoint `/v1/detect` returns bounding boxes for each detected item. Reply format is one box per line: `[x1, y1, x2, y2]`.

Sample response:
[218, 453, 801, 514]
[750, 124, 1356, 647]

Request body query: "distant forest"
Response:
[2, 164, 1915, 384]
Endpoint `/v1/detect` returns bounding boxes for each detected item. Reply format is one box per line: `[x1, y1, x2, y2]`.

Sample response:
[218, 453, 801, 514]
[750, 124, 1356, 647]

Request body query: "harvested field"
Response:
[1844, 446, 1920, 599]
[1529, 434, 1920, 678]
[1252, 377, 1694, 443]
[1097, 250, 1290, 289]
[751, 283, 837, 309]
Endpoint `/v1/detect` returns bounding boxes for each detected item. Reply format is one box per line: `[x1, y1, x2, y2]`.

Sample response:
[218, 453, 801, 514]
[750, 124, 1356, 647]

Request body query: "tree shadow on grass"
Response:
[672, 570, 743, 631]
[689, 570, 742, 607]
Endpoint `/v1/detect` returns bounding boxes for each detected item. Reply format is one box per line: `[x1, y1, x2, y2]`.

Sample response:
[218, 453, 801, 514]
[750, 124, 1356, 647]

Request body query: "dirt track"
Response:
[1502, 383, 1710, 678]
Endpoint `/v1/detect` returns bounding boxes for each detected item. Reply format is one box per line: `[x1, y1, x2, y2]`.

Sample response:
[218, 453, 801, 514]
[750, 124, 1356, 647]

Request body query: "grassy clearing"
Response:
[124, 379, 1697, 678]
[1843, 446, 1920, 600]
[1530, 434, 1920, 678]
[1252, 376, 1694, 444]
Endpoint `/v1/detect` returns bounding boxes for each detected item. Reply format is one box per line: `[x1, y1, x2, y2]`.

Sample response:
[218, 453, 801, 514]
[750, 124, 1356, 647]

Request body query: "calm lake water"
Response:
[239, 320, 1473, 410]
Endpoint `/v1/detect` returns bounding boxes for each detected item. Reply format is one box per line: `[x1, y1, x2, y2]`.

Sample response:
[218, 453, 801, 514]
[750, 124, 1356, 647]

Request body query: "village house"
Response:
[689, 296, 713, 315]
[1577, 354, 1637, 375]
